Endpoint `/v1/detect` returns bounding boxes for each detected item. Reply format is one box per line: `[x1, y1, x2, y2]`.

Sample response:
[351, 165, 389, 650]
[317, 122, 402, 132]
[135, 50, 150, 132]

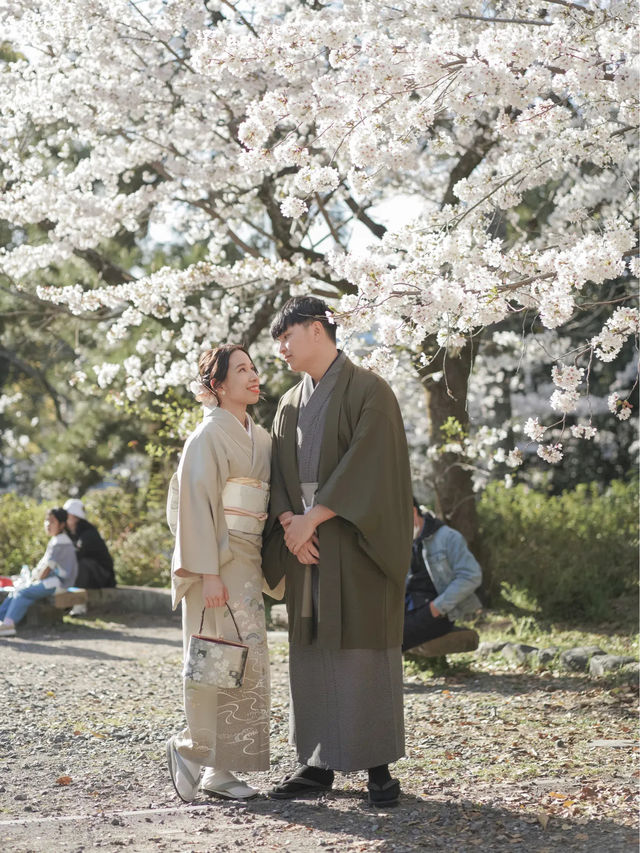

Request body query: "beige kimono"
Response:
[170, 405, 272, 771]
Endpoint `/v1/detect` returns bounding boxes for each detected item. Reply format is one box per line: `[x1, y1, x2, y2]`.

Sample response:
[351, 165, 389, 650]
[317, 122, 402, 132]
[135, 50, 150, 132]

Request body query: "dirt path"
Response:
[1, 613, 637, 852]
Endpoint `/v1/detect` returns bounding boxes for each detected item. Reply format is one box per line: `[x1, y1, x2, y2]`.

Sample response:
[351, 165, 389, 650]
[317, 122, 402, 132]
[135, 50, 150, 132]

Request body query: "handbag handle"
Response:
[198, 602, 243, 642]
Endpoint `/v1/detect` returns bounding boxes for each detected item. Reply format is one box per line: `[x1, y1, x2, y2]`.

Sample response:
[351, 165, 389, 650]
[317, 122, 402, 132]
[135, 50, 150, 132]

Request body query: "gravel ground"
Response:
[1, 612, 637, 852]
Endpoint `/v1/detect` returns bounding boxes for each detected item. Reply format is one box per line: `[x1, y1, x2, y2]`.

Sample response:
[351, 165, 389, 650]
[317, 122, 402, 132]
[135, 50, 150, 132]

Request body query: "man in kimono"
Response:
[262, 296, 413, 806]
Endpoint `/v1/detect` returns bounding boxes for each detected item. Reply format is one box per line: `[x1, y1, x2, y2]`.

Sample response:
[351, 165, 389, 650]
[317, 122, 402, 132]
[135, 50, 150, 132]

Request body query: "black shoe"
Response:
[367, 778, 400, 806]
[269, 766, 333, 799]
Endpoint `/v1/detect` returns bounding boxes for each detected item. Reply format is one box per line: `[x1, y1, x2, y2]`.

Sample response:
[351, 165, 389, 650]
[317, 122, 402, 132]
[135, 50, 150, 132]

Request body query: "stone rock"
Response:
[269, 604, 288, 629]
[559, 646, 605, 672]
[589, 654, 636, 677]
[535, 646, 560, 665]
[501, 643, 538, 664]
[619, 662, 640, 687]
[476, 640, 509, 657]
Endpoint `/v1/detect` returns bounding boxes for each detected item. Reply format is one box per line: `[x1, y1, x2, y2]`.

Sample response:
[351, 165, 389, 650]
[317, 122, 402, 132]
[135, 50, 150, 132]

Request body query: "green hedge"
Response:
[2, 478, 637, 620]
[478, 478, 639, 619]
[0, 493, 49, 576]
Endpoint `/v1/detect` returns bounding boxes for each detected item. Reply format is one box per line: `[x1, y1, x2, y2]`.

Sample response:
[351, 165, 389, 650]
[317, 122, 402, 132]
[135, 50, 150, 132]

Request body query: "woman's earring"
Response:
[220, 389, 226, 396]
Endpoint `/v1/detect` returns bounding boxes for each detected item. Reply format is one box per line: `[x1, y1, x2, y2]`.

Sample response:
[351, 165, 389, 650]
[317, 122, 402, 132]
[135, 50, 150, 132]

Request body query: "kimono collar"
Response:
[204, 405, 254, 453]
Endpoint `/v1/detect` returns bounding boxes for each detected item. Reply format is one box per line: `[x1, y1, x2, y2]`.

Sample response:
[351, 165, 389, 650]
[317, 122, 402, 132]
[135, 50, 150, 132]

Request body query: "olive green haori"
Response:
[263, 356, 414, 650]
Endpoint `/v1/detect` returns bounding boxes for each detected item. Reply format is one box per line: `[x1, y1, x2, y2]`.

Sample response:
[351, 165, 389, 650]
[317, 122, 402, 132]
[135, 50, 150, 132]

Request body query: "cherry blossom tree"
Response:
[0, 0, 637, 538]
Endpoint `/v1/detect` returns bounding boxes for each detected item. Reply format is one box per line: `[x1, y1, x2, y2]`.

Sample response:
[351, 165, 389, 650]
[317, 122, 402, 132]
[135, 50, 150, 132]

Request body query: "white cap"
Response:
[63, 498, 86, 520]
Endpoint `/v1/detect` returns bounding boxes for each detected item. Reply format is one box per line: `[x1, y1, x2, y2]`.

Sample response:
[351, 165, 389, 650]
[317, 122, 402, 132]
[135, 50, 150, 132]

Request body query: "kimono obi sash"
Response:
[222, 477, 270, 535]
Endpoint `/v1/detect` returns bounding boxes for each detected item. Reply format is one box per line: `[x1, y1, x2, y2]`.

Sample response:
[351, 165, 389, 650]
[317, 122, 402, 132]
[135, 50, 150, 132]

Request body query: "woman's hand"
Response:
[284, 514, 316, 556]
[202, 574, 229, 609]
[279, 511, 294, 530]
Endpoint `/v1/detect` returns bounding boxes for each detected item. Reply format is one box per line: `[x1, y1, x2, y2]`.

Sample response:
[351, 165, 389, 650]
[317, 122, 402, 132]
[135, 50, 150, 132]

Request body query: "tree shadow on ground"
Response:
[244, 790, 636, 852]
[1, 637, 134, 661]
[402, 671, 612, 698]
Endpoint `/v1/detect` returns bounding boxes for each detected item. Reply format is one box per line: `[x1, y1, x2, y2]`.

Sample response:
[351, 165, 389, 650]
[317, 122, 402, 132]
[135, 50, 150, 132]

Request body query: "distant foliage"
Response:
[110, 522, 172, 588]
[0, 493, 48, 575]
[478, 479, 639, 619]
[83, 487, 173, 588]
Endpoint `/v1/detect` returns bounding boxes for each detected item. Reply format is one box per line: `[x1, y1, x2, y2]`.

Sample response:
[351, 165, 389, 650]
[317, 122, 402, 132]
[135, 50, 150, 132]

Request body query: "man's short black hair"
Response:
[270, 296, 337, 343]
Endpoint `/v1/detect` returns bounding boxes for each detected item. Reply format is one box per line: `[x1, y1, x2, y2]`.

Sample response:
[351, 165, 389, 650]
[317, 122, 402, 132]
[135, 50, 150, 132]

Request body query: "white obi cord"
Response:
[222, 477, 270, 535]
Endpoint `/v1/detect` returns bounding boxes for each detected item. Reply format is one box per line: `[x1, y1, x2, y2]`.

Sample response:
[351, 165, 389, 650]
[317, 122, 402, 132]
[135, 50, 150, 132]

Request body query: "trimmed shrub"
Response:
[0, 493, 48, 575]
[478, 479, 639, 619]
[110, 522, 172, 588]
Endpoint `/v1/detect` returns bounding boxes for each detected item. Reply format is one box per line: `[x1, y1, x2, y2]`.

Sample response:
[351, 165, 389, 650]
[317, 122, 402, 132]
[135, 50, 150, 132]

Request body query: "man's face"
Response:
[276, 322, 318, 373]
[413, 506, 423, 539]
[66, 513, 80, 534]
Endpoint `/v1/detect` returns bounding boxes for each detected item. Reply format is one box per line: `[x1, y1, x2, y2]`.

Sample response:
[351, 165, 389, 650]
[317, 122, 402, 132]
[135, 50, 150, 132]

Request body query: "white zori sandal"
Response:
[201, 769, 258, 800]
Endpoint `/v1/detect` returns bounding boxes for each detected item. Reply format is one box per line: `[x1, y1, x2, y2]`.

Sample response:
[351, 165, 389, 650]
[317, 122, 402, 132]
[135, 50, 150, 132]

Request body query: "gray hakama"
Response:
[289, 352, 405, 772]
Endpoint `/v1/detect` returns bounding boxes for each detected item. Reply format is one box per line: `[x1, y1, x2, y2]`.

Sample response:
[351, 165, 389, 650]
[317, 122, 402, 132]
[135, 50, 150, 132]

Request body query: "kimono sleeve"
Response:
[172, 423, 232, 577]
[315, 389, 413, 586]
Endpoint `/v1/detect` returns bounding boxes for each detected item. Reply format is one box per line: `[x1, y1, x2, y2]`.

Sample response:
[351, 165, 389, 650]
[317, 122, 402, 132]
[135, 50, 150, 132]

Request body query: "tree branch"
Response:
[343, 195, 387, 239]
[455, 14, 552, 26]
[0, 346, 67, 424]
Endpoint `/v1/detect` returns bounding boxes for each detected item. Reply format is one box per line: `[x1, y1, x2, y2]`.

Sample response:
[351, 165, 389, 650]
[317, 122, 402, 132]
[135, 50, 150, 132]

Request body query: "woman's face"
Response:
[216, 350, 260, 407]
[45, 513, 64, 537]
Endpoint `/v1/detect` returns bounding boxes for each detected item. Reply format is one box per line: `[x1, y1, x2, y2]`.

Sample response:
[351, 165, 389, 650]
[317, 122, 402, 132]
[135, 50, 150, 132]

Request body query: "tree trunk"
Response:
[416, 340, 479, 547]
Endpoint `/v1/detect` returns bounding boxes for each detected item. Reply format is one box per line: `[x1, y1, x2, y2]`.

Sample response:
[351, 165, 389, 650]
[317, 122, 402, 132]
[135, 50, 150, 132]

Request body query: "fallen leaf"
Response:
[576, 834, 589, 841]
[538, 813, 550, 830]
[549, 791, 569, 799]
[56, 775, 72, 786]
[45, 691, 55, 697]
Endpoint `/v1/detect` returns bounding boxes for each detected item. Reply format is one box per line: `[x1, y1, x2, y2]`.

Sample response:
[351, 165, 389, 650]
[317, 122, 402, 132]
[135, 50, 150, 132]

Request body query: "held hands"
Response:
[279, 511, 319, 566]
[284, 514, 317, 556]
[296, 533, 319, 565]
[202, 574, 229, 609]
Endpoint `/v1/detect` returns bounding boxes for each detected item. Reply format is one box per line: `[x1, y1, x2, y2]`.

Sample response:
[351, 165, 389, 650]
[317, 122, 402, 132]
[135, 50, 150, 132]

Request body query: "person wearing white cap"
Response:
[63, 498, 115, 589]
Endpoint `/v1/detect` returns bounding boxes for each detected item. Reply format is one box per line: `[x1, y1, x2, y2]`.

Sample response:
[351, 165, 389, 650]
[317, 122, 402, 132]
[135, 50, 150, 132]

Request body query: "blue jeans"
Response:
[0, 583, 54, 624]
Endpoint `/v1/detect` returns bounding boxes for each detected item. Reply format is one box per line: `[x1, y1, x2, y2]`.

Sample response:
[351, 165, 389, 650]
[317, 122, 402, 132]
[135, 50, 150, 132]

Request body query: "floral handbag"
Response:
[184, 604, 248, 689]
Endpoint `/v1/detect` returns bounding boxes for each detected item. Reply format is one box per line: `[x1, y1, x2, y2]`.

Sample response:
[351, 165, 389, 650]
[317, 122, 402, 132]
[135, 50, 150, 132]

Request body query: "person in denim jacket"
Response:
[403, 499, 482, 652]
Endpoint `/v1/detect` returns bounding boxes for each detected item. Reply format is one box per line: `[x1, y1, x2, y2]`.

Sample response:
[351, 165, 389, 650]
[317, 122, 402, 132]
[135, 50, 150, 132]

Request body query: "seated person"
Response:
[0, 507, 78, 637]
[63, 498, 116, 589]
[403, 499, 482, 652]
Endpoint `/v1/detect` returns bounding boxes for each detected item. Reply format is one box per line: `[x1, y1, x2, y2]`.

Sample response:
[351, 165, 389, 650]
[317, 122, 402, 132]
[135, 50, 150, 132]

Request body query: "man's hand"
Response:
[429, 601, 442, 618]
[37, 565, 51, 580]
[284, 514, 317, 556]
[296, 533, 320, 565]
[202, 574, 229, 609]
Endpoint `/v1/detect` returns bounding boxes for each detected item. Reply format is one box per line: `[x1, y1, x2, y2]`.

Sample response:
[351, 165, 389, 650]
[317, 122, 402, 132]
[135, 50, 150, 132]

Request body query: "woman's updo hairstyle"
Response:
[48, 507, 68, 524]
[198, 344, 255, 404]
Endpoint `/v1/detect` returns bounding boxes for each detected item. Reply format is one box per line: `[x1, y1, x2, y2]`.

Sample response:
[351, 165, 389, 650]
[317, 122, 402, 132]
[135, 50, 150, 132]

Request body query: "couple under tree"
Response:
[166, 296, 413, 807]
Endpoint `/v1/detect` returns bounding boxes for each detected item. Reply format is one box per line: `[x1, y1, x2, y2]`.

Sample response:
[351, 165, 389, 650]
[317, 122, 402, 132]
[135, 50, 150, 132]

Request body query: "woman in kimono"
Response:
[166, 344, 273, 802]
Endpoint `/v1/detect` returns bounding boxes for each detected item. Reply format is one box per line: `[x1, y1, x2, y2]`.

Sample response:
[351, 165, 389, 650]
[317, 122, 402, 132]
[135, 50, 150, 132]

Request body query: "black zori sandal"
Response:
[367, 777, 401, 806]
[268, 766, 334, 799]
